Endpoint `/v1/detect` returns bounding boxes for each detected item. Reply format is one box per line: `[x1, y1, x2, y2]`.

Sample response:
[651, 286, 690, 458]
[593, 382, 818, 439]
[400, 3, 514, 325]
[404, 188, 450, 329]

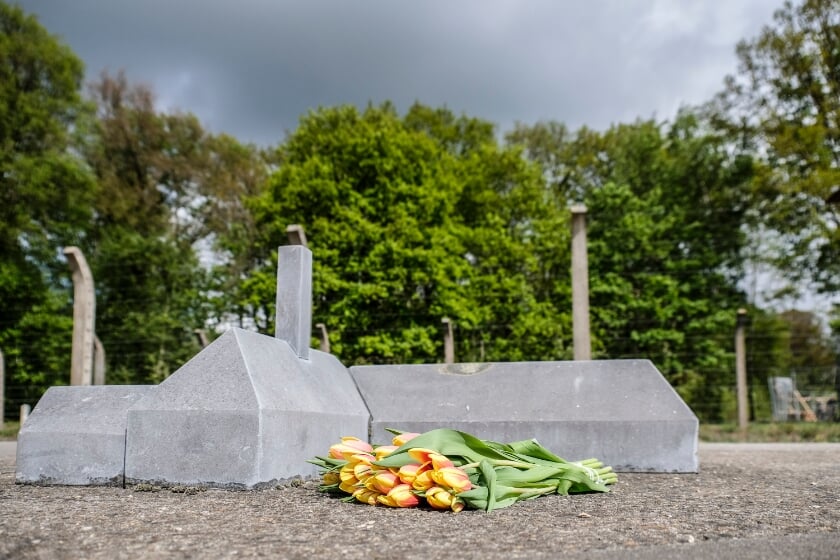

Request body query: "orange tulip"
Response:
[339, 464, 356, 483]
[430, 453, 454, 470]
[411, 469, 435, 492]
[353, 462, 374, 482]
[374, 445, 399, 461]
[451, 497, 465, 513]
[347, 452, 375, 466]
[397, 463, 427, 485]
[432, 466, 472, 493]
[392, 432, 421, 447]
[378, 484, 419, 508]
[339, 480, 357, 494]
[426, 486, 465, 512]
[328, 436, 373, 460]
[407, 448, 454, 468]
[339, 464, 359, 494]
[353, 487, 382, 506]
[406, 447, 437, 465]
[371, 470, 401, 494]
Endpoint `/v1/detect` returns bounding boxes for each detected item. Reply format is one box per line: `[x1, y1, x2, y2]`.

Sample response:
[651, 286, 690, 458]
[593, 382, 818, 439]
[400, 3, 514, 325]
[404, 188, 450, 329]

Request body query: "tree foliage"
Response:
[83, 72, 269, 383]
[4, 0, 838, 424]
[715, 0, 840, 294]
[507, 114, 755, 419]
[0, 3, 94, 415]
[249, 103, 569, 364]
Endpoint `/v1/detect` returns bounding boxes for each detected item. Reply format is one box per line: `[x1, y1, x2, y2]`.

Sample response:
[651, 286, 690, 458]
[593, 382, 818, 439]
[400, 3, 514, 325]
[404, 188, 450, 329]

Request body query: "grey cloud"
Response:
[20, 0, 779, 146]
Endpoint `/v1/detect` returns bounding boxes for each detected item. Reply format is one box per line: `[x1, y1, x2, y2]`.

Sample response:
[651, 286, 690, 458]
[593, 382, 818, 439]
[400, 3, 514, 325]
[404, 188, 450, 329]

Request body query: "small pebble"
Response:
[677, 534, 695, 544]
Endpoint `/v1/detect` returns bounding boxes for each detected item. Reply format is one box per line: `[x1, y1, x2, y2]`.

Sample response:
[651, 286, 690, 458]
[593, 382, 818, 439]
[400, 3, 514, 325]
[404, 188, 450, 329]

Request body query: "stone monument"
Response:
[16, 243, 698, 487]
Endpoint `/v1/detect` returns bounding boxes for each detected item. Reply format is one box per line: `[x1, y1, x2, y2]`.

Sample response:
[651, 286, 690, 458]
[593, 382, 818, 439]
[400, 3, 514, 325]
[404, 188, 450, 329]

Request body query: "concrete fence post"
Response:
[276, 245, 313, 360]
[442, 318, 455, 364]
[286, 224, 308, 247]
[735, 308, 749, 429]
[20, 403, 30, 425]
[316, 323, 330, 353]
[93, 335, 106, 385]
[570, 205, 591, 361]
[64, 247, 95, 386]
[194, 329, 209, 348]
[0, 348, 4, 428]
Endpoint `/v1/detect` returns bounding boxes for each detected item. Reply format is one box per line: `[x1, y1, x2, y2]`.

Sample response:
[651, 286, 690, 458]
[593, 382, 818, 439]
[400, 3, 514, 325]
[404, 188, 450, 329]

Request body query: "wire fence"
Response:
[3, 364, 838, 424]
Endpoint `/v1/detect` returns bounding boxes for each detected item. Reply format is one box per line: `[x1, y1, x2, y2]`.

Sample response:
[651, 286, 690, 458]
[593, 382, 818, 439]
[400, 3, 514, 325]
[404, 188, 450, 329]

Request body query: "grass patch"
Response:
[701, 422, 840, 443]
[0, 421, 20, 441]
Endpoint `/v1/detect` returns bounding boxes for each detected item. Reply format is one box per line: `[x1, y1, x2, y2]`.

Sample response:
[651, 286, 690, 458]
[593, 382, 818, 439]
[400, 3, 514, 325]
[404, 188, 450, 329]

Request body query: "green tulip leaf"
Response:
[374, 428, 513, 468]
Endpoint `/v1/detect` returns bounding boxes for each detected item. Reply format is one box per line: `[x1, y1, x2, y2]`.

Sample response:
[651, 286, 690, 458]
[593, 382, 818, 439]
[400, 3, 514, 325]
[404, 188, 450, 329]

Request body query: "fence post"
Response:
[64, 247, 95, 386]
[20, 403, 30, 426]
[571, 205, 591, 360]
[316, 323, 330, 353]
[286, 224, 308, 247]
[194, 329, 209, 348]
[735, 308, 749, 429]
[442, 318, 455, 364]
[93, 335, 106, 385]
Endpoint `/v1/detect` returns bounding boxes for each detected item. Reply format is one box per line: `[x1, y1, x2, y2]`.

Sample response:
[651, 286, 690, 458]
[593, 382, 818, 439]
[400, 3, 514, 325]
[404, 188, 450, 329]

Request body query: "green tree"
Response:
[508, 114, 755, 420]
[249, 103, 569, 365]
[204, 133, 275, 332]
[715, 0, 840, 294]
[0, 3, 95, 414]
[82, 72, 275, 383]
[83, 72, 217, 383]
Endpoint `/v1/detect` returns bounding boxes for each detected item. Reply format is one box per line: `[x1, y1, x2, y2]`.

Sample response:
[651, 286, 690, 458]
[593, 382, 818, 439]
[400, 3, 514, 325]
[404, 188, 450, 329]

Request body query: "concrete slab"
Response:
[350, 359, 698, 472]
[15, 385, 154, 485]
[125, 327, 370, 488]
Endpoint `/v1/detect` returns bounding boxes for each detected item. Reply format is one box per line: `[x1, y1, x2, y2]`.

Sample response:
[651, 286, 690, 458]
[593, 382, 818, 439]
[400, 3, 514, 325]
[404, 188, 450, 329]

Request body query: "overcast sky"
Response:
[19, 1, 779, 146]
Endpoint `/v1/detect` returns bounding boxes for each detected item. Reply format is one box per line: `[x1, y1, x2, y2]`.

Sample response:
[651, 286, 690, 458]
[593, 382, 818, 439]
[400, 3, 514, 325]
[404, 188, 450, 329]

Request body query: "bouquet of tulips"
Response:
[308, 428, 617, 512]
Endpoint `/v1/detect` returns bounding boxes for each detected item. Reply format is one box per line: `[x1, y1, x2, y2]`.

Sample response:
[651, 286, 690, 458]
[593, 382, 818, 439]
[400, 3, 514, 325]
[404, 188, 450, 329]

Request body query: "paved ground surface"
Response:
[1, 443, 838, 559]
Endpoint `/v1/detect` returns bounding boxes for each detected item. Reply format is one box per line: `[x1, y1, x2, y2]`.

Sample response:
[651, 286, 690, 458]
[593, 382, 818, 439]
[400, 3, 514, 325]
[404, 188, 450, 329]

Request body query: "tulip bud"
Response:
[392, 432, 421, 447]
[429, 453, 454, 470]
[322, 471, 340, 486]
[339, 463, 359, 494]
[432, 466, 472, 494]
[371, 470, 400, 494]
[328, 436, 373, 460]
[374, 445, 399, 461]
[347, 452, 375, 465]
[397, 463, 426, 485]
[353, 462, 374, 482]
[376, 494, 399, 507]
[353, 487, 382, 506]
[426, 486, 465, 512]
[450, 497, 466, 513]
[384, 484, 419, 508]
[339, 480, 358, 494]
[407, 447, 438, 465]
[425, 486, 454, 510]
[411, 469, 435, 492]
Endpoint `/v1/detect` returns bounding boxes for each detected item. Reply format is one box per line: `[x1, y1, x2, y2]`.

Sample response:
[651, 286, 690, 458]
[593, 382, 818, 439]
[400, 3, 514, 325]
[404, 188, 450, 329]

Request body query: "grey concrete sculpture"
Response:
[124, 328, 369, 488]
[16, 386, 155, 485]
[350, 359, 698, 472]
[16, 241, 699, 488]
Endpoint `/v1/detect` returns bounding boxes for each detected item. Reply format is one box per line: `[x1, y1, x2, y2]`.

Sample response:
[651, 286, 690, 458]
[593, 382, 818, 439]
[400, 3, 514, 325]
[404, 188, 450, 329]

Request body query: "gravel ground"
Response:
[1, 443, 838, 559]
